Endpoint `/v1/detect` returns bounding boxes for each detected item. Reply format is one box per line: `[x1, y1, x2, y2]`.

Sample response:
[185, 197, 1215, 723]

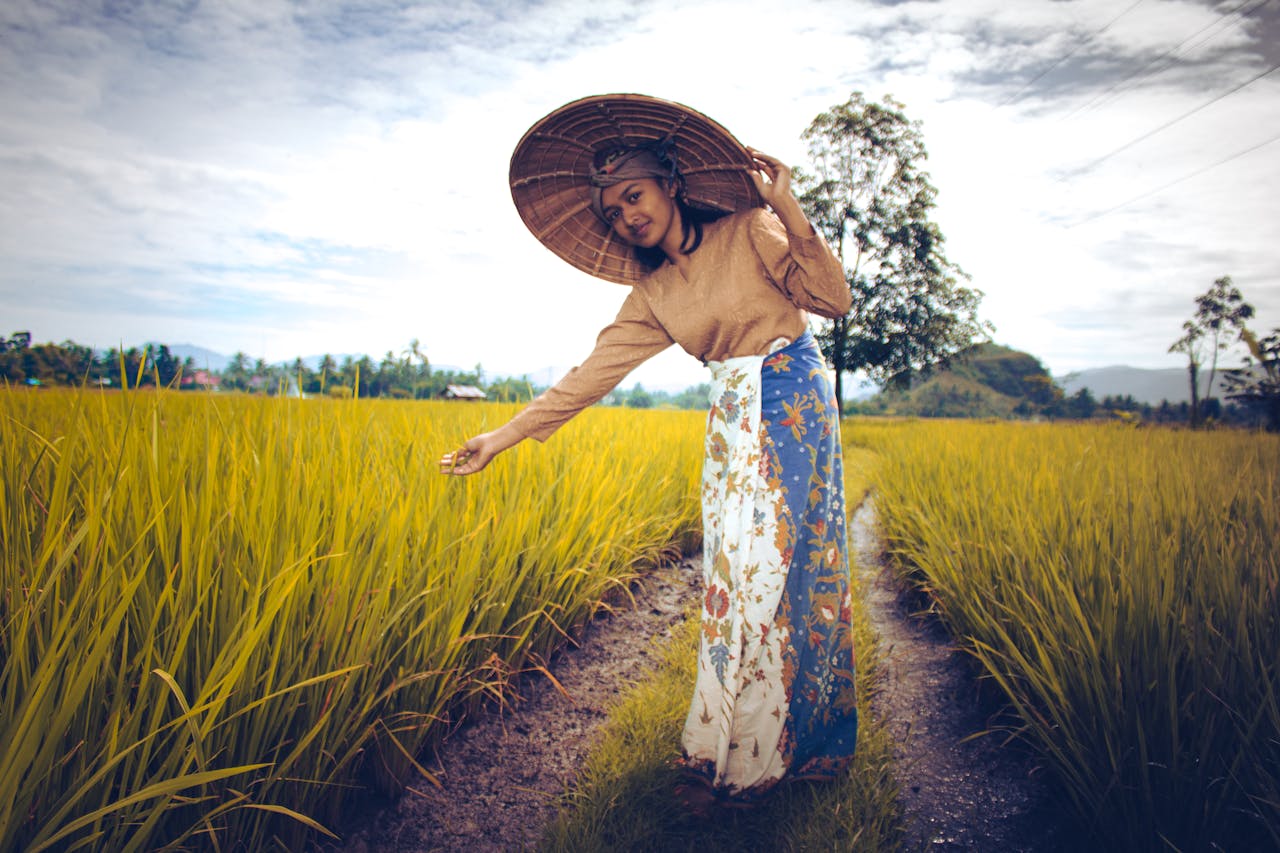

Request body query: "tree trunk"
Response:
[832, 315, 846, 414]
[1187, 361, 1201, 428]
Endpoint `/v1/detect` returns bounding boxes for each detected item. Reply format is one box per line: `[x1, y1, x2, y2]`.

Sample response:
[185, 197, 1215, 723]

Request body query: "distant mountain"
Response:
[1055, 365, 1227, 405]
[166, 344, 230, 372]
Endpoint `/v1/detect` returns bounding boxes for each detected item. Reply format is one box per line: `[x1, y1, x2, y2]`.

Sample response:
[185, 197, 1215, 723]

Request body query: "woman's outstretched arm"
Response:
[440, 286, 673, 476]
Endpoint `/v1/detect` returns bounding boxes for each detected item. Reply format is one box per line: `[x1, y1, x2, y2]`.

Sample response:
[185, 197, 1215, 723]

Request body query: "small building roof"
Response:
[444, 384, 487, 400]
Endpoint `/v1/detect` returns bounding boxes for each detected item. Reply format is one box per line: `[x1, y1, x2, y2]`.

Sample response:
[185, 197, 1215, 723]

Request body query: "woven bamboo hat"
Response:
[509, 93, 762, 285]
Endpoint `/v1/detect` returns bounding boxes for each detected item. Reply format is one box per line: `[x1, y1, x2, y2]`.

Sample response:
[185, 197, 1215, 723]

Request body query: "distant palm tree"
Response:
[402, 338, 430, 397]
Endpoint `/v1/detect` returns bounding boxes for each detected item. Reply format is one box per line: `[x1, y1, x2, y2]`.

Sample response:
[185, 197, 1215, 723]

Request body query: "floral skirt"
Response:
[680, 329, 858, 800]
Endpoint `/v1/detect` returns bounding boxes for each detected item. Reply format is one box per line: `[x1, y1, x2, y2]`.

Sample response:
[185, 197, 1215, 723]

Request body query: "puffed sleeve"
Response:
[747, 208, 851, 319]
[506, 287, 674, 442]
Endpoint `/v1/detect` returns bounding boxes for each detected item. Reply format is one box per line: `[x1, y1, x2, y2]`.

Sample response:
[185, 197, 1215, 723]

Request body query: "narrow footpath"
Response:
[852, 500, 1071, 851]
[329, 502, 1070, 851]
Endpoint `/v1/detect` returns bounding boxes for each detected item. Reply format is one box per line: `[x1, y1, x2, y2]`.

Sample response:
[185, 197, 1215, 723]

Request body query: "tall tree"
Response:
[226, 352, 251, 392]
[1169, 321, 1205, 427]
[146, 343, 184, 387]
[402, 338, 431, 398]
[3, 331, 32, 352]
[795, 92, 990, 407]
[290, 357, 312, 395]
[1170, 276, 1254, 426]
[317, 354, 337, 394]
[354, 355, 375, 398]
[1194, 275, 1254, 414]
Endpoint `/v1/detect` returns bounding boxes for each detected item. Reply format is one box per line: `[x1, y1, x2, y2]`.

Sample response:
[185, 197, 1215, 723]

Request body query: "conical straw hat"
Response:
[509, 93, 762, 285]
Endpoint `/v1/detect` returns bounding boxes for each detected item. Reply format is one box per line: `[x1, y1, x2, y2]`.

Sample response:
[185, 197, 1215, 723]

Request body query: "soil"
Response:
[326, 503, 1073, 852]
[850, 501, 1073, 852]
[323, 555, 704, 853]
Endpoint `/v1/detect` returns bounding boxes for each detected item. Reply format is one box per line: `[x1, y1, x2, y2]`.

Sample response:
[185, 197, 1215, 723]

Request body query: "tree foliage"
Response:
[1169, 275, 1254, 427]
[794, 92, 991, 406]
[0, 332, 530, 401]
[1223, 328, 1280, 432]
[0, 331, 32, 352]
[1194, 275, 1254, 408]
[0, 332, 194, 389]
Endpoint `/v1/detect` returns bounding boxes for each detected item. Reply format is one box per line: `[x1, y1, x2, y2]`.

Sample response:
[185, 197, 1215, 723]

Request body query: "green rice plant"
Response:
[0, 388, 704, 850]
[845, 418, 1280, 851]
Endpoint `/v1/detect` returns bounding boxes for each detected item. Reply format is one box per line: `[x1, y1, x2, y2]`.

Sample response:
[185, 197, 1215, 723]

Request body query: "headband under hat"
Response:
[587, 144, 679, 222]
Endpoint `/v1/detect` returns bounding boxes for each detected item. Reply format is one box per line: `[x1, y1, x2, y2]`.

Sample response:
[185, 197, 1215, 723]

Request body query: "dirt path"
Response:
[852, 500, 1071, 851]
[329, 503, 1071, 851]
[325, 555, 703, 853]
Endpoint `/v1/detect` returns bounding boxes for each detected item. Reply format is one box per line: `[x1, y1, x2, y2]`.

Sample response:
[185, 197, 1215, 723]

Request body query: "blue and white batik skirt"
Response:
[681, 329, 859, 800]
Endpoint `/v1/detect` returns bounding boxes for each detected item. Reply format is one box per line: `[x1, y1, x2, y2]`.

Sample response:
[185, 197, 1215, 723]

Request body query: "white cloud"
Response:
[1, 0, 1277, 384]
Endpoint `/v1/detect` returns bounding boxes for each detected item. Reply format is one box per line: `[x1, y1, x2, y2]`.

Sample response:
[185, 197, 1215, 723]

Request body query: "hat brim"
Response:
[509, 93, 762, 285]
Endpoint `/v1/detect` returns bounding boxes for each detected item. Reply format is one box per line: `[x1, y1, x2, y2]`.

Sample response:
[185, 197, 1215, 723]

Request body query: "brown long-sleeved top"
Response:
[508, 207, 851, 442]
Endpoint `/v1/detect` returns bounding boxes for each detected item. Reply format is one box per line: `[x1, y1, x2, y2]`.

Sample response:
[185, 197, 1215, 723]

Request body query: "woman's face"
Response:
[599, 178, 682, 253]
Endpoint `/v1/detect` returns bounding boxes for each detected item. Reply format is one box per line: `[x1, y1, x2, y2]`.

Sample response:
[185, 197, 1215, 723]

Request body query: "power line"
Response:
[996, 0, 1148, 108]
[1061, 0, 1273, 122]
[1061, 60, 1280, 179]
[1067, 130, 1280, 227]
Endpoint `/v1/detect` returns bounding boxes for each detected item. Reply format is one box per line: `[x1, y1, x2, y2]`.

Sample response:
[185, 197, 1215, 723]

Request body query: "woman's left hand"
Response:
[746, 148, 794, 208]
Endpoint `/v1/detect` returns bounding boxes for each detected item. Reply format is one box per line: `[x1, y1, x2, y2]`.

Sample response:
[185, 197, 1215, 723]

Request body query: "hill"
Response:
[167, 344, 231, 372]
[853, 343, 1058, 418]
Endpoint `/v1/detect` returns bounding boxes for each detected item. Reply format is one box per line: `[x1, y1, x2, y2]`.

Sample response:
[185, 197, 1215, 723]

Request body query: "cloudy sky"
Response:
[2, 0, 1277, 389]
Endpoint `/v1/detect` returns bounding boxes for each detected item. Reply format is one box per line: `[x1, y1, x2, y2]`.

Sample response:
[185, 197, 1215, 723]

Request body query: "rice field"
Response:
[848, 419, 1280, 851]
[4, 390, 1277, 851]
[0, 388, 702, 851]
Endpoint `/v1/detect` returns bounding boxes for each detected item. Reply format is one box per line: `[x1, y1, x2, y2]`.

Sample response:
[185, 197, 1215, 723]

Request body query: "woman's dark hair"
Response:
[633, 191, 731, 272]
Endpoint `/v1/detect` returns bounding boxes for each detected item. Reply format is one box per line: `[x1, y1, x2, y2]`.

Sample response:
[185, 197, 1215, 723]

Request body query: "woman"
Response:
[440, 94, 858, 806]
